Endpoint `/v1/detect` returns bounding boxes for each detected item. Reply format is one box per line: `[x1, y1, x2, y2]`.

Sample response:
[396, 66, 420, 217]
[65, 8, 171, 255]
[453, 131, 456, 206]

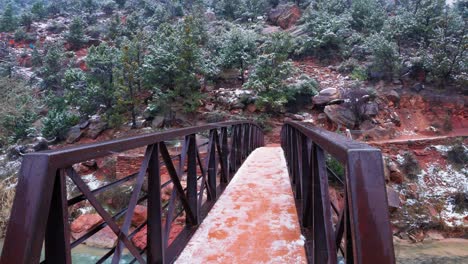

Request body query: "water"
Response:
[0, 239, 137, 263]
[2, 238, 467, 263]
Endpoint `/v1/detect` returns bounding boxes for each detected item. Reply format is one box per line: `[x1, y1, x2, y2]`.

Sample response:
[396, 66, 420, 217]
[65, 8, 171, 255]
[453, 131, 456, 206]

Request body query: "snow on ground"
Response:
[416, 163, 467, 227]
[176, 147, 306, 263]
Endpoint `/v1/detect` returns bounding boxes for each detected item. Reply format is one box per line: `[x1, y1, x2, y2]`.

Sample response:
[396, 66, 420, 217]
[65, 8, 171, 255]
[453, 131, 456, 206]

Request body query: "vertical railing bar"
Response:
[147, 143, 165, 264]
[44, 169, 72, 264]
[186, 134, 199, 226]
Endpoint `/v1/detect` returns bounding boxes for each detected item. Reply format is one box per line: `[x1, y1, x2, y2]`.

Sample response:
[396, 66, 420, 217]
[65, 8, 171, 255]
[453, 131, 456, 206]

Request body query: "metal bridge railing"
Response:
[1, 121, 264, 264]
[281, 121, 395, 264]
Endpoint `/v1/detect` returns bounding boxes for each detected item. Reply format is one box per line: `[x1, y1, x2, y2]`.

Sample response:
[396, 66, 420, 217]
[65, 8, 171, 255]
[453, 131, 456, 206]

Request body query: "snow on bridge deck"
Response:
[176, 147, 306, 263]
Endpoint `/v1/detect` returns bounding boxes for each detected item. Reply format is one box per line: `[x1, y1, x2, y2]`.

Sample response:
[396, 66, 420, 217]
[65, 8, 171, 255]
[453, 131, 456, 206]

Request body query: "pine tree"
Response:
[221, 27, 258, 83]
[67, 17, 85, 49]
[0, 3, 17, 32]
[31, 1, 47, 20]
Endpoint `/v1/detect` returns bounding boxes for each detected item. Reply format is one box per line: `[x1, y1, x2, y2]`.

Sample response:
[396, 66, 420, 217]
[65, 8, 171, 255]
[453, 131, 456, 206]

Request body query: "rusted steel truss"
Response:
[281, 121, 395, 264]
[1, 121, 264, 264]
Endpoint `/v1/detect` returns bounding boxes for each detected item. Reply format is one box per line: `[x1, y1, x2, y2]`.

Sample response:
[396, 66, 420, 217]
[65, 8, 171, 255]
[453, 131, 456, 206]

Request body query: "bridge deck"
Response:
[176, 147, 306, 263]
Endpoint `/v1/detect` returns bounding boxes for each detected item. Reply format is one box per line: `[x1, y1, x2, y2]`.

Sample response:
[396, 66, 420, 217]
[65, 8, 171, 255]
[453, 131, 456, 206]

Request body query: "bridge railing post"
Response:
[281, 121, 395, 264]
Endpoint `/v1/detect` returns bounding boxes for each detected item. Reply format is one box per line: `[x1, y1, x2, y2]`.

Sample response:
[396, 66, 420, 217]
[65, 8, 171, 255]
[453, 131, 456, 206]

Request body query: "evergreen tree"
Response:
[0, 3, 17, 32]
[41, 44, 65, 90]
[86, 43, 118, 110]
[20, 12, 33, 31]
[31, 1, 47, 20]
[114, 0, 126, 8]
[66, 17, 86, 49]
[221, 27, 257, 83]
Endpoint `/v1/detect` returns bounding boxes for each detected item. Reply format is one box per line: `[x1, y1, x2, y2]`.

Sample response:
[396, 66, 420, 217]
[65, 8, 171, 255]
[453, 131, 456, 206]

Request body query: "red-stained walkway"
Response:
[175, 147, 306, 263]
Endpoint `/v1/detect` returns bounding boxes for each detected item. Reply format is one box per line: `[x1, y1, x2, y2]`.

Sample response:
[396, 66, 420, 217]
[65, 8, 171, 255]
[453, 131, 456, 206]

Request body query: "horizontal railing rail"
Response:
[1, 121, 264, 264]
[281, 121, 395, 264]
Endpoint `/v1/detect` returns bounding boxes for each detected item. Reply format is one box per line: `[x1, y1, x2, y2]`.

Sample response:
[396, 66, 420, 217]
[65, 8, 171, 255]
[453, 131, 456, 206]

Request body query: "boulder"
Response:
[386, 186, 401, 210]
[384, 90, 400, 106]
[85, 226, 117, 249]
[152, 116, 165, 128]
[324, 104, 356, 128]
[95, 156, 117, 180]
[71, 214, 104, 238]
[86, 115, 108, 139]
[262, 26, 281, 35]
[312, 88, 340, 106]
[359, 120, 376, 131]
[230, 102, 245, 110]
[131, 205, 148, 227]
[291, 114, 305, 121]
[359, 102, 379, 119]
[46, 22, 66, 34]
[411, 83, 424, 93]
[361, 123, 396, 141]
[388, 162, 403, 184]
[32, 137, 49, 151]
[268, 4, 301, 29]
[66, 125, 83, 144]
[204, 10, 216, 22]
[7, 145, 27, 160]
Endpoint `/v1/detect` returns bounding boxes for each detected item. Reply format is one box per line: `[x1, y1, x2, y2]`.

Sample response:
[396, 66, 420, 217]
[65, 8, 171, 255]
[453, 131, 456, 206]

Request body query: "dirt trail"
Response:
[369, 128, 468, 145]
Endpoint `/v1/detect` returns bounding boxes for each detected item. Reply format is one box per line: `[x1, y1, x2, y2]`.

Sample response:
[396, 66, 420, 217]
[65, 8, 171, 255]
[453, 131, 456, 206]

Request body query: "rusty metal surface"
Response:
[1, 121, 264, 264]
[281, 121, 395, 264]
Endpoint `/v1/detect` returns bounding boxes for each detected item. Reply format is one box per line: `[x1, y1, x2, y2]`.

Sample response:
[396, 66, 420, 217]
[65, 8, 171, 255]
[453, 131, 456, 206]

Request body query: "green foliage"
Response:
[262, 32, 295, 61]
[364, 33, 400, 79]
[326, 155, 345, 182]
[447, 144, 468, 166]
[85, 43, 118, 109]
[253, 113, 272, 132]
[214, 0, 268, 20]
[220, 26, 258, 83]
[142, 17, 207, 96]
[401, 152, 420, 180]
[20, 12, 33, 29]
[41, 44, 65, 89]
[297, 3, 352, 57]
[244, 54, 297, 112]
[114, 0, 126, 8]
[419, 7, 467, 87]
[67, 17, 86, 49]
[102, 0, 117, 14]
[14, 28, 27, 42]
[31, 47, 42, 67]
[350, 66, 368, 81]
[214, 0, 243, 20]
[182, 92, 203, 114]
[0, 77, 38, 142]
[42, 109, 79, 140]
[31, 1, 47, 19]
[0, 3, 17, 32]
[350, 0, 386, 33]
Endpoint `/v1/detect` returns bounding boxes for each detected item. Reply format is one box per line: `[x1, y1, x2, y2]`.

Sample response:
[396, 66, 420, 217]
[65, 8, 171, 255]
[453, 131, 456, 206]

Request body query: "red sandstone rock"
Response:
[95, 156, 117, 180]
[132, 222, 185, 250]
[116, 154, 145, 180]
[71, 214, 103, 234]
[85, 226, 117, 249]
[132, 205, 148, 227]
[268, 4, 301, 29]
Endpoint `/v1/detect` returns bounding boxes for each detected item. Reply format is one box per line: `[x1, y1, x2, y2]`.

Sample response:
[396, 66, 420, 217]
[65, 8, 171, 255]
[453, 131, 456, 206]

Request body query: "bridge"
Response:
[0, 121, 395, 264]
